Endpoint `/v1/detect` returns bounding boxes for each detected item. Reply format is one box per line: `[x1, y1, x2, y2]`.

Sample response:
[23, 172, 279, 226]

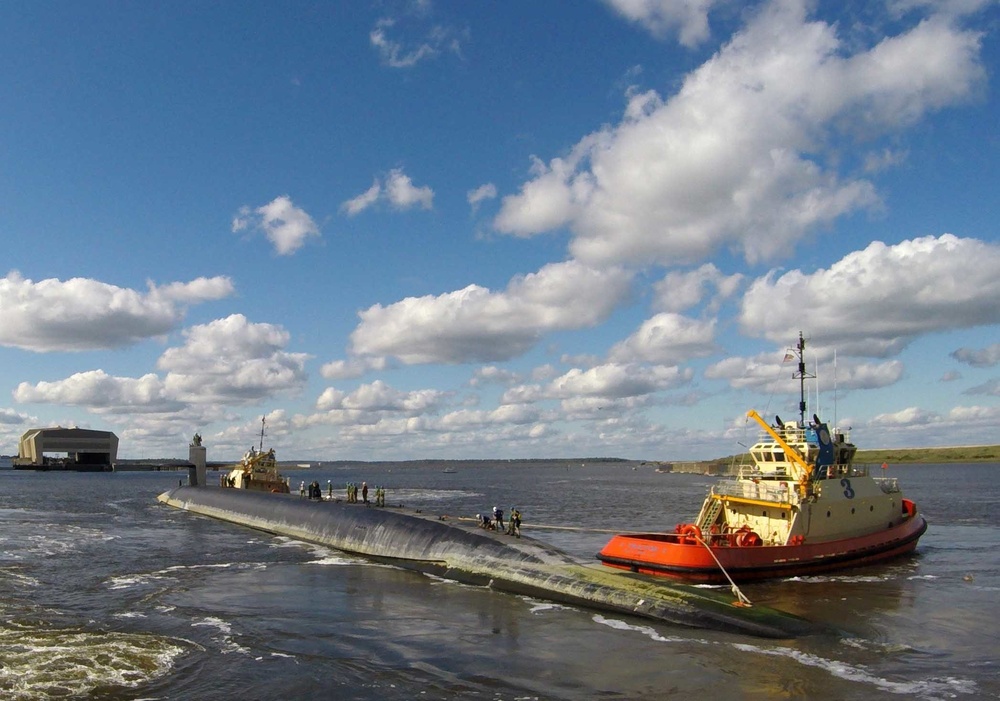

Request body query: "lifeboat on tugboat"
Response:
[221, 416, 291, 494]
[598, 333, 927, 584]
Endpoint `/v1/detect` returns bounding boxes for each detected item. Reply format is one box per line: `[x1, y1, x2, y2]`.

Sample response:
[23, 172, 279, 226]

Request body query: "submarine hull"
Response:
[157, 486, 816, 639]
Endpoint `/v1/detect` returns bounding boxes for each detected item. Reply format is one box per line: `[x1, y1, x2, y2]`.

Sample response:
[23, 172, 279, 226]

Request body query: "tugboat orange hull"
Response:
[598, 513, 927, 584]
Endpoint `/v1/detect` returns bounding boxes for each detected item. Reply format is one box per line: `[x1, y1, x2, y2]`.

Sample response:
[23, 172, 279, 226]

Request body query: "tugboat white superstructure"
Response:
[598, 333, 927, 583]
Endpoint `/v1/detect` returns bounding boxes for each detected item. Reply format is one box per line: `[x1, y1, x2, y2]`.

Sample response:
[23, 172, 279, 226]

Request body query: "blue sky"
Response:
[1, 0, 998, 462]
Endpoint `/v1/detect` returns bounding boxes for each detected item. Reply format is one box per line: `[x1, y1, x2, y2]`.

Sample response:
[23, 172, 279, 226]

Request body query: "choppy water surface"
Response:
[0, 462, 996, 700]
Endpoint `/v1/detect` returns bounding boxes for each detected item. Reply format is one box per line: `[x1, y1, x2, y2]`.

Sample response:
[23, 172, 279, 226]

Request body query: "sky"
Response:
[1, 0, 998, 463]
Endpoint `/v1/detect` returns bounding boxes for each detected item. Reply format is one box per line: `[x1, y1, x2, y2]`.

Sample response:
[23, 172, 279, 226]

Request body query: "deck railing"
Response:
[711, 478, 794, 504]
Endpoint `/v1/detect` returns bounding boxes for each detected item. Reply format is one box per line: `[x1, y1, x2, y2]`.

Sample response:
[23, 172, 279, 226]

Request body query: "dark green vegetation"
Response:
[715, 444, 1000, 467]
[853, 445, 1000, 464]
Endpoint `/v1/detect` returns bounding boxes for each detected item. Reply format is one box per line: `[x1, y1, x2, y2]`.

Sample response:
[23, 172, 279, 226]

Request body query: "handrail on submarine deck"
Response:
[447, 515, 648, 535]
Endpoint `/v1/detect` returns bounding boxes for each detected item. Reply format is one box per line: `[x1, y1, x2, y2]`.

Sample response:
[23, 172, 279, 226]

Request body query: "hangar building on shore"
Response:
[13, 427, 119, 471]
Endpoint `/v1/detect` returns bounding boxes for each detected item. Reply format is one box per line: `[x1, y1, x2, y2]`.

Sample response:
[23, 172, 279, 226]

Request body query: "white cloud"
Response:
[603, 0, 718, 47]
[652, 264, 744, 314]
[232, 195, 320, 255]
[14, 370, 181, 414]
[0, 407, 35, 425]
[494, 1, 985, 268]
[467, 183, 497, 212]
[320, 356, 388, 380]
[369, 16, 465, 68]
[316, 380, 446, 414]
[951, 343, 1000, 368]
[159, 314, 310, 403]
[470, 366, 522, 387]
[349, 260, 633, 364]
[739, 235, 1000, 357]
[340, 180, 381, 217]
[385, 169, 434, 209]
[705, 351, 905, 395]
[0, 272, 234, 352]
[871, 406, 937, 426]
[609, 313, 716, 365]
[547, 363, 692, 400]
[341, 169, 433, 215]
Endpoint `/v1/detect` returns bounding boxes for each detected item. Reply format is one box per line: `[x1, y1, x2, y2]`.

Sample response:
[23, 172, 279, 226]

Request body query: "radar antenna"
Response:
[791, 332, 814, 426]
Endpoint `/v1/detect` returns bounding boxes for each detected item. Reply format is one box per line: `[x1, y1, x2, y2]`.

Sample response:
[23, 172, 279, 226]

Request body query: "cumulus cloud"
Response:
[14, 370, 181, 414]
[385, 169, 434, 209]
[0, 407, 34, 425]
[852, 403, 1000, 447]
[609, 313, 716, 365]
[705, 349, 904, 396]
[739, 235, 1000, 357]
[340, 180, 381, 217]
[602, 0, 718, 47]
[467, 183, 497, 212]
[494, 1, 985, 267]
[951, 343, 1000, 368]
[315, 379, 445, 414]
[547, 363, 692, 399]
[320, 356, 388, 380]
[0, 272, 234, 352]
[14, 315, 310, 413]
[232, 195, 320, 255]
[341, 168, 433, 216]
[159, 314, 310, 403]
[470, 366, 522, 387]
[349, 260, 633, 364]
[652, 264, 744, 314]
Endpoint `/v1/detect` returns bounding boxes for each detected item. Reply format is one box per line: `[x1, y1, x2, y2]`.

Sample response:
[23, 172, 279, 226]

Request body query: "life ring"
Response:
[677, 523, 702, 545]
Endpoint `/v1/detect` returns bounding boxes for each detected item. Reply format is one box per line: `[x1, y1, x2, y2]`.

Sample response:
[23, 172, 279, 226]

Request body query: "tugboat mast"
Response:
[258, 415, 266, 453]
[792, 332, 814, 426]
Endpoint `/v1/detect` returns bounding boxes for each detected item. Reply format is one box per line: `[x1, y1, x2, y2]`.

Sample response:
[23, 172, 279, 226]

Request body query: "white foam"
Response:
[731, 642, 978, 698]
[592, 614, 704, 644]
[191, 616, 250, 655]
[0, 623, 186, 698]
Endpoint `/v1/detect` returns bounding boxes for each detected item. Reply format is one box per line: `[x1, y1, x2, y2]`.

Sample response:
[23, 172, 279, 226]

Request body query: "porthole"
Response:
[827, 510, 831, 517]
[870, 505, 874, 512]
[851, 507, 855, 514]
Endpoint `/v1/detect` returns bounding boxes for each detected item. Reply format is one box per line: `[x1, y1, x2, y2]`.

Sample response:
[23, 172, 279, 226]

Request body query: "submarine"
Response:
[157, 486, 816, 639]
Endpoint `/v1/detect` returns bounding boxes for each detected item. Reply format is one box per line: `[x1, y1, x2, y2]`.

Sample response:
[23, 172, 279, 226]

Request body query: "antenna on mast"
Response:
[792, 332, 815, 426]
[259, 415, 266, 453]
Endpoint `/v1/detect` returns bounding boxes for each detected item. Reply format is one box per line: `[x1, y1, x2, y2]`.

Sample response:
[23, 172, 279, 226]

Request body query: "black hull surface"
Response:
[158, 486, 818, 639]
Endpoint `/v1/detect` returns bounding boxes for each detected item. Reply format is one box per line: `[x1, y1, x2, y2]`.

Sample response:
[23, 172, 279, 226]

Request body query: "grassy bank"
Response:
[854, 445, 1000, 464]
[716, 444, 1000, 466]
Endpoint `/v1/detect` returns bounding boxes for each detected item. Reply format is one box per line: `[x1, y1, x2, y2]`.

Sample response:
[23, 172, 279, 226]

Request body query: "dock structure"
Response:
[13, 427, 118, 471]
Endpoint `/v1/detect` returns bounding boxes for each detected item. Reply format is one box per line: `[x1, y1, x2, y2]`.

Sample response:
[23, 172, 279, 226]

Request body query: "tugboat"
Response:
[598, 333, 927, 583]
[222, 416, 291, 494]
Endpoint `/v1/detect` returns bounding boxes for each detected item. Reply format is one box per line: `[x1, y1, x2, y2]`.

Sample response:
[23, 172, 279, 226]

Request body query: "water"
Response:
[0, 462, 997, 700]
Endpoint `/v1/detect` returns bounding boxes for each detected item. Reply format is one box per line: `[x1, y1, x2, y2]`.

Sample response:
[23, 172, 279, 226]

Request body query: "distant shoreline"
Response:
[712, 444, 1000, 466]
[18, 448, 996, 472]
[852, 445, 1000, 464]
